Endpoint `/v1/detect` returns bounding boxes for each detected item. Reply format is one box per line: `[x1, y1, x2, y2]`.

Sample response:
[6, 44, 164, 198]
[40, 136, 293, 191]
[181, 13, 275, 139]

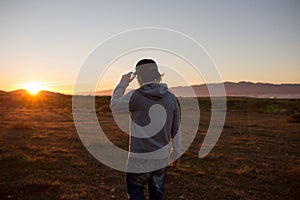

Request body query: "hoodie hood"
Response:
[137, 83, 168, 100]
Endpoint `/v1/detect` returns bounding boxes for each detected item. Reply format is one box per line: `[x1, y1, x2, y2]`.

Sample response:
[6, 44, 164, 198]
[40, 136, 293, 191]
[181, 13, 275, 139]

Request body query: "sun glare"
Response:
[23, 82, 46, 95]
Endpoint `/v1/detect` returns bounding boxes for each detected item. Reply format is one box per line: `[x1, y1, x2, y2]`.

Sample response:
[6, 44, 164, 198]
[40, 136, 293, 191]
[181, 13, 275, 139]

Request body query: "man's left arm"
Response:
[170, 97, 181, 166]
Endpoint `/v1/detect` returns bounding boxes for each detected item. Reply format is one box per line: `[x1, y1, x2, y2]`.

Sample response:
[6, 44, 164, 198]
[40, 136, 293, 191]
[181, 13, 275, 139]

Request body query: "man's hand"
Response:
[121, 72, 136, 85]
[170, 158, 180, 167]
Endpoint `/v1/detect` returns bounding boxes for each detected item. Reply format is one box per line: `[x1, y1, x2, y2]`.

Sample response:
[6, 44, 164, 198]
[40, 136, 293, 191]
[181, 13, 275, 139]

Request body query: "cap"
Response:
[133, 59, 159, 76]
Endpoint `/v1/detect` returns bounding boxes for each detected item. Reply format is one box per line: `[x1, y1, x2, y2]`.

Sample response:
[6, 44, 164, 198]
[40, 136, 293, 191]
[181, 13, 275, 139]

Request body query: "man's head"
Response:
[133, 59, 163, 85]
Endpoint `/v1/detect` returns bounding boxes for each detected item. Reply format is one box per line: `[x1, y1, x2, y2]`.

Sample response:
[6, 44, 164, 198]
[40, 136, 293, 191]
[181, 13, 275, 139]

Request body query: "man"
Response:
[110, 59, 181, 200]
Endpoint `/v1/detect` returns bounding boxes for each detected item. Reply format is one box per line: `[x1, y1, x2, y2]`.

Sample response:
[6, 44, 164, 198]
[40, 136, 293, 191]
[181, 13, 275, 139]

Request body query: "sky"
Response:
[0, 0, 299, 94]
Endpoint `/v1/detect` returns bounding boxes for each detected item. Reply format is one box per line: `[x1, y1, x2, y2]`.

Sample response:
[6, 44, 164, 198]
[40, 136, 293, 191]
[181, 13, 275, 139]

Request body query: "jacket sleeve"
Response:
[170, 98, 181, 160]
[110, 79, 134, 113]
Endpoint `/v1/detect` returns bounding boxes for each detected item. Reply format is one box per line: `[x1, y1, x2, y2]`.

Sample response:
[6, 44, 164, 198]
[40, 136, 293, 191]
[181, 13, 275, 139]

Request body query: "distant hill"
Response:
[0, 89, 70, 109]
[94, 88, 133, 96]
[7, 89, 66, 97]
[0, 90, 7, 95]
[94, 89, 113, 96]
[94, 82, 300, 99]
[8, 89, 30, 96]
[171, 82, 300, 98]
[2, 81, 300, 99]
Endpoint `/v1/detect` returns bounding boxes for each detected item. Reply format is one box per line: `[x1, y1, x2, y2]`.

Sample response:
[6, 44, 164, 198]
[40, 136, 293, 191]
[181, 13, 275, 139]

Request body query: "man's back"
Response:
[129, 83, 180, 158]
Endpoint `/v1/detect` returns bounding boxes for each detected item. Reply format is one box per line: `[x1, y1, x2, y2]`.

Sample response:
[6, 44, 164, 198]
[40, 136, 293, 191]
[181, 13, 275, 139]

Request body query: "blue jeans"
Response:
[126, 167, 167, 200]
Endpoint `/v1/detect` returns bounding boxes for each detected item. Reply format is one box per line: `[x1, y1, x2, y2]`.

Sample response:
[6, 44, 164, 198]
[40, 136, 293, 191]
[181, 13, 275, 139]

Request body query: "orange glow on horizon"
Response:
[22, 82, 48, 95]
[9, 80, 75, 95]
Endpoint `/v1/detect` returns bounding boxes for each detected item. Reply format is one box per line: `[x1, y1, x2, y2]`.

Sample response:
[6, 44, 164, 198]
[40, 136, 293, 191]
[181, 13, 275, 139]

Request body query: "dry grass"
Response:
[233, 165, 252, 175]
[288, 113, 300, 123]
[9, 122, 34, 129]
[0, 96, 299, 199]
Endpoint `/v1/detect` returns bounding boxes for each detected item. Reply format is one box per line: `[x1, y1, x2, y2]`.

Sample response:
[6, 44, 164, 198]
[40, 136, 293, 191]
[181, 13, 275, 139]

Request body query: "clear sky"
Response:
[1, 0, 299, 94]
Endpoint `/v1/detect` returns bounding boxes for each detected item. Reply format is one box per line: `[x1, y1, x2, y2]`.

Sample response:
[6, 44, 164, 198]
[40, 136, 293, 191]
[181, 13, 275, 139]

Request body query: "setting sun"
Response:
[23, 82, 47, 95]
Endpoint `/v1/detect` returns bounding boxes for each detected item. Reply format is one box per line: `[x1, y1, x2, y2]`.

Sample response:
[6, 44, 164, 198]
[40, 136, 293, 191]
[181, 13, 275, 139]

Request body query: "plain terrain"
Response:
[0, 92, 299, 199]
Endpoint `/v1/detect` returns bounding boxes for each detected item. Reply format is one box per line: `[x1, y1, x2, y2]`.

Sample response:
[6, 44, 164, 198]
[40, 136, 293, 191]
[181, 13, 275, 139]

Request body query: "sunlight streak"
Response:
[22, 82, 47, 95]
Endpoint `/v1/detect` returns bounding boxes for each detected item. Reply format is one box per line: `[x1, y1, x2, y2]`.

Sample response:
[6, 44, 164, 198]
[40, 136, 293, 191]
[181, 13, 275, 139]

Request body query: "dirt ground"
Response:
[0, 94, 299, 199]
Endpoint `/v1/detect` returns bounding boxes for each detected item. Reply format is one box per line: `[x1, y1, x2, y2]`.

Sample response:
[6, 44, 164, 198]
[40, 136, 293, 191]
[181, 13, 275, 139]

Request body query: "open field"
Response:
[0, 92, 299, 199]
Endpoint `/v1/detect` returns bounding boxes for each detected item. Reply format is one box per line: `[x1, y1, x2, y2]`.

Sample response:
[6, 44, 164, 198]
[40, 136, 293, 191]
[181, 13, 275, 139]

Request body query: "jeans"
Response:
[126, 167, 167, 200]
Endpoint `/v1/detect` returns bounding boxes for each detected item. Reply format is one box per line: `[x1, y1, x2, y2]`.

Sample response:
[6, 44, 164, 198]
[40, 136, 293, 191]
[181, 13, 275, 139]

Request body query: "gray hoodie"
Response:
[111, 80, 181, 163]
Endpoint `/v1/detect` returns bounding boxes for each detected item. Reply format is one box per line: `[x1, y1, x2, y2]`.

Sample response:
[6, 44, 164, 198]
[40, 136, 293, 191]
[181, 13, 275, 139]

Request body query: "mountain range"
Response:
[1, 82, 300, 99]
[171, 81, 300, 98]
[95, 81, 300, 99]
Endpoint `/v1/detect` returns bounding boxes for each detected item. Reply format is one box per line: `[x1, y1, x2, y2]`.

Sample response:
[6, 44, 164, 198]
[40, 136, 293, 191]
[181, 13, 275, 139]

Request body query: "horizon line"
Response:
[1, 80, 300, 95]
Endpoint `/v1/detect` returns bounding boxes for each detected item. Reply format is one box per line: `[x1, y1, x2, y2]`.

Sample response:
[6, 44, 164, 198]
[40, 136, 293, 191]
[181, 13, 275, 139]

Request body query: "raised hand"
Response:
[121, 72, 136, 85]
